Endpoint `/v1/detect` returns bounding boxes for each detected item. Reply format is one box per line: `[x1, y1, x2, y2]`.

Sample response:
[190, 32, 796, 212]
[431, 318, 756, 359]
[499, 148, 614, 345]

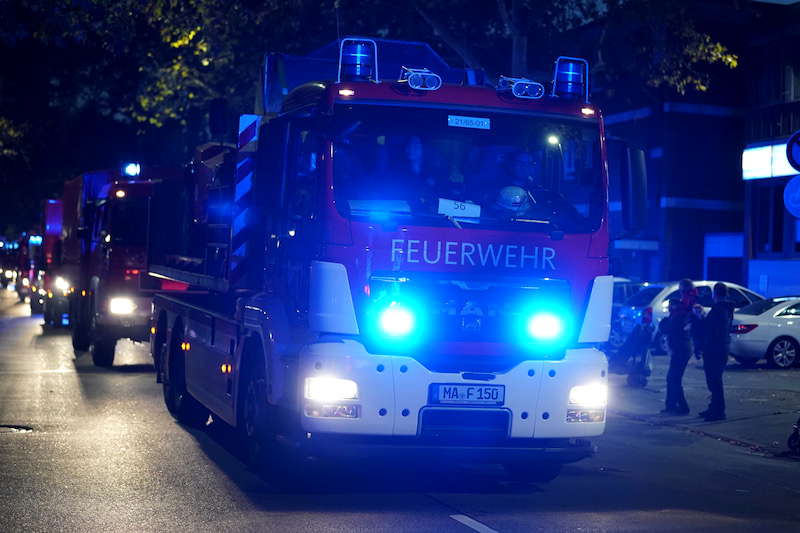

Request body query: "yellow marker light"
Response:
[150, 326, 157, 335]
[220, 363, 233, 374]
[47, 291, 53, 298]
[181, 342, 191, 351]
[580, 106, 595, 117]
[338, 88, 355, 97]
[81, 290, 87, 297]
[114, 189, 126, 199]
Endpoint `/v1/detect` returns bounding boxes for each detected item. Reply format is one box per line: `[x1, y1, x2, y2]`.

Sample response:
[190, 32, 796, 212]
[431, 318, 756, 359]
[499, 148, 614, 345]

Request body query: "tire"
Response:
[653, 332, 668, 355]
[504, 462, 563, 483]
[788, 432, 800, 455]
[92, 336, 117, 367]
[239, 349, 272, 469]
[163, 328, 209, 428]
[766, 337, 798, 369]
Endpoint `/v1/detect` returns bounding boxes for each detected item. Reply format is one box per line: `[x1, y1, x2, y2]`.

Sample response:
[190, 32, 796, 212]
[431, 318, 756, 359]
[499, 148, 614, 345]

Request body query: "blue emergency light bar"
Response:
[338, 38, 378, 83]
[29, 235, 43, 245]
[551, 57, 589, 102]
[122, 162, 141, 177]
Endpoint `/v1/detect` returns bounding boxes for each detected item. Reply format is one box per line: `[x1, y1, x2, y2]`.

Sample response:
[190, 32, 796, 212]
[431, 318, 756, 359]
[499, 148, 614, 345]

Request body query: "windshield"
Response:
[332, 104, 603, 232]
[109, 198, 148, 245]
[625, 286, 663, 307]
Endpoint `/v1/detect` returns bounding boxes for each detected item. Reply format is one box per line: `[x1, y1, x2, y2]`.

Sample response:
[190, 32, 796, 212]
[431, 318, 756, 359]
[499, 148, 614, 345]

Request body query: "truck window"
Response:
[109, 198, 148, 245]
[332, 104, 603, 233]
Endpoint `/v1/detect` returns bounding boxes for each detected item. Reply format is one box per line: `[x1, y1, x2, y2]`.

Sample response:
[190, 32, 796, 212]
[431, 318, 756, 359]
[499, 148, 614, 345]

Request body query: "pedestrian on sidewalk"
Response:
[658, 298, 692, 415]
[698, 282, 735, 422]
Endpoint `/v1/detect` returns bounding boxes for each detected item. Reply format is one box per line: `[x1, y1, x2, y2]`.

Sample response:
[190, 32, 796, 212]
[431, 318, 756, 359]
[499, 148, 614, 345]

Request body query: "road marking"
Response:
[450, 514, 498, 533]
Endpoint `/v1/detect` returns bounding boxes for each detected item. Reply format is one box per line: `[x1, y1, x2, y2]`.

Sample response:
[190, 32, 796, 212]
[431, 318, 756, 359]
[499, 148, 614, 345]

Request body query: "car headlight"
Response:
[54, 277, 70, 291]
[3, 271, 12, 279]
[109, 297, 136, 315]
[22, 278, 30, 287]
[304, 377, 358, 401]
[526, 311, 565, 341]
[569, 383, 608, 408]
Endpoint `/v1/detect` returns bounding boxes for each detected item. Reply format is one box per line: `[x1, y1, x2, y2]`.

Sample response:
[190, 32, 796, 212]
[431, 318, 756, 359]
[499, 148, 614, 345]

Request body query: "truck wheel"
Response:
[239, 354, 272, 469]
[163, 333, 208, 428]
[92, 337, 117, 367]
[72, 322, 91, 351]
[504, 462, 563, 483]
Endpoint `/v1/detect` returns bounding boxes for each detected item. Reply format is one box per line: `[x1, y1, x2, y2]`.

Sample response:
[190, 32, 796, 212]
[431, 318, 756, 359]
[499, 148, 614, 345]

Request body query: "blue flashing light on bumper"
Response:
[526, 311, 565, 341]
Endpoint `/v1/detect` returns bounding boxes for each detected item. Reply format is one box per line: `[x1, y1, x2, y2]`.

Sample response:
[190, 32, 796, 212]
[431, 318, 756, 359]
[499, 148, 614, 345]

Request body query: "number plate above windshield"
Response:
[431, 384, 505, 406]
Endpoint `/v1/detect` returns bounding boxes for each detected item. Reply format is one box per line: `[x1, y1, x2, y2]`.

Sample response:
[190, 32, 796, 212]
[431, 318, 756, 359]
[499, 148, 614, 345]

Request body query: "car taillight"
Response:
[642, 307, 653, 324]
[731, 324, 758, 334]
[124, 268, 141, 281]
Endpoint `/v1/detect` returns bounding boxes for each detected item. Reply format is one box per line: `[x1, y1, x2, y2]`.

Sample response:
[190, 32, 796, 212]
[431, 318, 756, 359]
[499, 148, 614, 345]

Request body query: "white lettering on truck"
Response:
[390, 239, 556, 270]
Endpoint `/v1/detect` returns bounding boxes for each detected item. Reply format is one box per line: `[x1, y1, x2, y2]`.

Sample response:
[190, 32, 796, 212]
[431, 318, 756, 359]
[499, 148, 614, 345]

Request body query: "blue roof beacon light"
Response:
[497, 76, 545, 100]
[122, 162, 141, 177]
[551, 57, 589, 102]
[338, 38, 379, 83]
[398, 66, 442, 91]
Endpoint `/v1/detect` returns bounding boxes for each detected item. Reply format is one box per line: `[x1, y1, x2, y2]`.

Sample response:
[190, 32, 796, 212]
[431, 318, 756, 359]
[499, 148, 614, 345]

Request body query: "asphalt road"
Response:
[0, 289, 799, 533]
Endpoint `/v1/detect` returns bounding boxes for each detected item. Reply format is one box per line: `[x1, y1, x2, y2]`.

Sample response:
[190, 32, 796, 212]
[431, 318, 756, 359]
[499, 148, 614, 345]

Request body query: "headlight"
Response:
[54, 277, 70, 291]
[4, 271, 12, 279]
[526, 311, 565, 341]
[378, 303, 415, 337]
[304, 377, 358, 401]
[569, 383, 608, 408]
[109, 297, 136, 315]
[22, 278, 30, 287]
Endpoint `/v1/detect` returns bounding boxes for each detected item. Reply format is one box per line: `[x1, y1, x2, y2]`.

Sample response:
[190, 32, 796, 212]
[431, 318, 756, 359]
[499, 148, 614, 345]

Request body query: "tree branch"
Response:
[413, 2, 483, 71]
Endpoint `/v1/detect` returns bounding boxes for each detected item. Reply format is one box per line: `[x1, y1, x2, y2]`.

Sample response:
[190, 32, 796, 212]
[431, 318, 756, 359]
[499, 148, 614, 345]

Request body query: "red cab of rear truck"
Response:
[65, 165, 182, 367]
[149, 38, 617, 480]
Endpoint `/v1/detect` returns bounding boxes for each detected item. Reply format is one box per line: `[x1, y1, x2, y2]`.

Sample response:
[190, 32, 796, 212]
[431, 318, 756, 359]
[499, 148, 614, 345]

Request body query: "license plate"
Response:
[431, 384, 505, 406]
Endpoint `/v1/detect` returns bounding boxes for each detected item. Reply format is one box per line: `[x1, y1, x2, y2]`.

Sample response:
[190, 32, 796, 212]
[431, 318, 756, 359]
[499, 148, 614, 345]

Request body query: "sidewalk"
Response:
[608, 353, 800, 455]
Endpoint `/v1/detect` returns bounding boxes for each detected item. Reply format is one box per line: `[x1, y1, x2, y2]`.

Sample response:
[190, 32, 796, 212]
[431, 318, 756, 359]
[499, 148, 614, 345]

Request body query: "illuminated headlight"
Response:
[109, 297, 136, 315]
[3, 271, 12, 279]
[527, 311, 565, 341]
[569, 383, 608, 408]
[54, 277, 70, 291]
[304, 377, 358, 401]
[22, 278, 30, 287]
[38, 288, 47, 295]
[378, 303, 415, 337]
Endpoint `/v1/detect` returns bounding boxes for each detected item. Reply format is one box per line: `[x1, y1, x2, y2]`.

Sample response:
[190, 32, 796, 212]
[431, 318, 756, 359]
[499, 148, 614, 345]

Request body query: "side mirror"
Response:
[622, 146, 647, 233]
[607, 138, 648, 234]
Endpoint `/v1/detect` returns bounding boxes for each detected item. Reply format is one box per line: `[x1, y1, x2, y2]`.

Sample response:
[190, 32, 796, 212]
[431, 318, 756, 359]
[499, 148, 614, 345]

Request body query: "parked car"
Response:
[730, 297, 800, 368]
[616, 281, 765, 354]
[607, 279, 653, 351]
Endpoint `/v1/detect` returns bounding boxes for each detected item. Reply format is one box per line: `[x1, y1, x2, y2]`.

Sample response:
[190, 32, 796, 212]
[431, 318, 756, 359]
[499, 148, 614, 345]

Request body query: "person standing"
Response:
[678, 279, 701, 359]
[698, 282, 735, 421]
[658, 298, 692, 415]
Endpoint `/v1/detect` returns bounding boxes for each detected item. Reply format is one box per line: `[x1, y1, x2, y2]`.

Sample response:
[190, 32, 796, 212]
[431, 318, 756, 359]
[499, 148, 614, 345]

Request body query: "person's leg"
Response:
[664, 353, 678, 410]
[673, 350, 691, 412]
[704, 350, 726, 417]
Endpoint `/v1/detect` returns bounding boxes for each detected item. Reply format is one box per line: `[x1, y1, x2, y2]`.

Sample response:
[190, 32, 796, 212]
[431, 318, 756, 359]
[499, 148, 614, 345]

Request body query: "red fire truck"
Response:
[65, 165, 181, 366]
[149, 38, 639, 480]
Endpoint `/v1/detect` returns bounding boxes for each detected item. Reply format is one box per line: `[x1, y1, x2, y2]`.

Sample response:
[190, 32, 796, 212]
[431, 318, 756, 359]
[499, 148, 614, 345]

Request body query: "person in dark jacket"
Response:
[658, 298, 693, 414]
[698, 282, 735, 421]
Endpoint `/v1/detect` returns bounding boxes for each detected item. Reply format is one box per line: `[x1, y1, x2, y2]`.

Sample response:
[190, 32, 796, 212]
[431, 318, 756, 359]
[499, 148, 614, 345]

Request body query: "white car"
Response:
[730, 298, 800, 368]
[616, 280, 764, 354]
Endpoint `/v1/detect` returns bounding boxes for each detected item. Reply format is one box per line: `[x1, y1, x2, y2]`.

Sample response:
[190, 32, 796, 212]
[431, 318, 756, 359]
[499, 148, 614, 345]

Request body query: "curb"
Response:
[609, 408, 778, 457]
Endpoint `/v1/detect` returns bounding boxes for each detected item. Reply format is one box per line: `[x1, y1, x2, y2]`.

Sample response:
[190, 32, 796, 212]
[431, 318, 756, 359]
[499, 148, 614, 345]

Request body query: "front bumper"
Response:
[286, 433, 595, 463]
[96, 295, 151, 341]
[296, 341, 608, 446]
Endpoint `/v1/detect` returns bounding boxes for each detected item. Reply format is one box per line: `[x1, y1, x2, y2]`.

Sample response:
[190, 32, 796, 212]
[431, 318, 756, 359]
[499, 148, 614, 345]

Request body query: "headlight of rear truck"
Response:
[109, 297, 136, 315]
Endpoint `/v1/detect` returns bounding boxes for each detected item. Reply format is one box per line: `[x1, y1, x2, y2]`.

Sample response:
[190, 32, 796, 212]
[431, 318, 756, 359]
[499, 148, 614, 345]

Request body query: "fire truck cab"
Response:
[150, 38, 617, 480]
